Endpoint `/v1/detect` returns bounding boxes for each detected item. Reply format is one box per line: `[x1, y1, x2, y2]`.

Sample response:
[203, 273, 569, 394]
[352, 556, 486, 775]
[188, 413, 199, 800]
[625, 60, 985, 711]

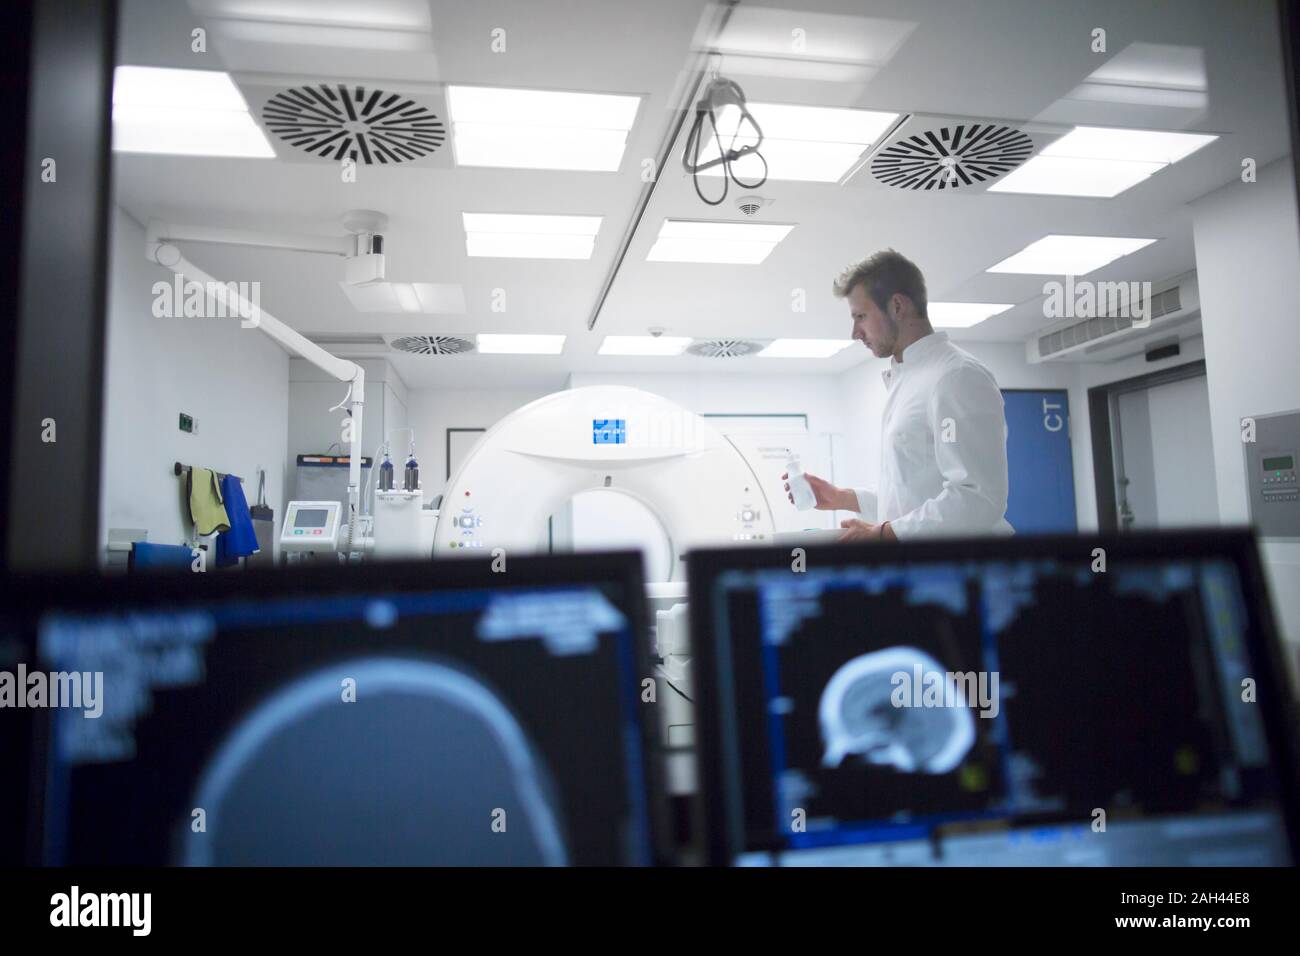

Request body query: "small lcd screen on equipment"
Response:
[1262, 456, 1294, 472]
[593, 419, 626, 445]
[295, 508, 330, 528]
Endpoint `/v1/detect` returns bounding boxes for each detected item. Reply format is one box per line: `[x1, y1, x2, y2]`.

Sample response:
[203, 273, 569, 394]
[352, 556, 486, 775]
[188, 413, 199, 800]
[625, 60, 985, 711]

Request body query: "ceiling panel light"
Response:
[1042, 126, 1217, 164]
[112, 66, 276, 157]
[989, 125, 1216, 197]
[646, 219, 794, 264]
[758, 339, 855, 358]
[598, 336, 692, 356]
[463, 212, 602, 260]
[986, 234, 1156, 275]
[988, 155, 1163, 198]
[339, 282, 466, 314]
[448, 86, 641, 171]
[698, 102, 899, 182]
[476, 334, 566, 355]
[928, 302, 1015, 328]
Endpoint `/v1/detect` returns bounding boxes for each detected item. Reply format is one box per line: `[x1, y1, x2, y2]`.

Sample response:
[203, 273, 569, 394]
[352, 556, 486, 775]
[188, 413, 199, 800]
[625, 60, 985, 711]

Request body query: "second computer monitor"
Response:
[689, 530, 1298, 866]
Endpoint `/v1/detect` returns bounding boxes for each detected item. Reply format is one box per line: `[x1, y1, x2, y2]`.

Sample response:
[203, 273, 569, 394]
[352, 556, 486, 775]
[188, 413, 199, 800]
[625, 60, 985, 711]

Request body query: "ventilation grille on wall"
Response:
[686, 338, 764, 358]
[388, 335, 475, 356]
[871, 124, 1034, 190]
[262, 84, 447, 164]
[307, 333, 387, 347]
[1038, 286, 1184, 357]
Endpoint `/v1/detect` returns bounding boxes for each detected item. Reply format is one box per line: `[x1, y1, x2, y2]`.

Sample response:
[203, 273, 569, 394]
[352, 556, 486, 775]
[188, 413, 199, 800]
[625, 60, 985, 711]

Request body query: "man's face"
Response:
[848, 284, 898, 359]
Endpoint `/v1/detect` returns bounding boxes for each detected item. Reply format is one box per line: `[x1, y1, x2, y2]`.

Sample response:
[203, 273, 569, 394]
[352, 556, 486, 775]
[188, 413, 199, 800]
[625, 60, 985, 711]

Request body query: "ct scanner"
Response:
[428, 385, 784, 795]
[430, 385, 778, 579]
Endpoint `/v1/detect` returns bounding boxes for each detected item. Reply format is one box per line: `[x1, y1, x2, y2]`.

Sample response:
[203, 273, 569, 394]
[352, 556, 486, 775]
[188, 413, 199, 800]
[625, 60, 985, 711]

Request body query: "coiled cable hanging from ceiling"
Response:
[680, 76, 767, 206]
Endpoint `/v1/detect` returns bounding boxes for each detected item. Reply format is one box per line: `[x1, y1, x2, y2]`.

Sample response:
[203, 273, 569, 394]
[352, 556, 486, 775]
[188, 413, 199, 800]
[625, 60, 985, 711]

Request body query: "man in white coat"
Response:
[787, 249, 1014, 541]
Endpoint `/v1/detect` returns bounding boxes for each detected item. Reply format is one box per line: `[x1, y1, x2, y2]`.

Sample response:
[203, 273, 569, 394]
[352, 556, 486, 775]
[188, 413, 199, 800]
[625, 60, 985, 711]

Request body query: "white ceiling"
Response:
[112, 0, 1291, 388]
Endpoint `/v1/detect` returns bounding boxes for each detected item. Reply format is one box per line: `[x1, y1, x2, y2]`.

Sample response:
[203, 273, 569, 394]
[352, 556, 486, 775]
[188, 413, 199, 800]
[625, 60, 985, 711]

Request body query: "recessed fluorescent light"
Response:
[476, 334, 566, 355]
[111, 66, 275, 158]
[988, 155, 1164, 198]
[1042, 126, 1217, 164]
[987, 235, 1157, 275]
[463, 212, 602, 259]
[989, 125, 1217, 197]
[113, 65, 248, 110]
[646, 219, 794, 264]
[598, 336, 692, 356]
[928, 302, 1015, 328]
[448, 86, 641, 171]
[208, 19, 432, 52]
[758, 339, 855, 358]
[339, 282, 466, 314]
[698, 102, 899, 182]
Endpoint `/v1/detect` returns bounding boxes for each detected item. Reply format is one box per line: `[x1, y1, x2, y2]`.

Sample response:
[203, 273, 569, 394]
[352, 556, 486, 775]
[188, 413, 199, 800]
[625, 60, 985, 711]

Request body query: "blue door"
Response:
[1002, 390, 1077, 533]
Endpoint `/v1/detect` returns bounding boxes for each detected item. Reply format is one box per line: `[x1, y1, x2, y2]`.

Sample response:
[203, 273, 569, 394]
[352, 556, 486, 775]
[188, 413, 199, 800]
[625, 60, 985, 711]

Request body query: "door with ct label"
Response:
[1002, 390, 1077, 533]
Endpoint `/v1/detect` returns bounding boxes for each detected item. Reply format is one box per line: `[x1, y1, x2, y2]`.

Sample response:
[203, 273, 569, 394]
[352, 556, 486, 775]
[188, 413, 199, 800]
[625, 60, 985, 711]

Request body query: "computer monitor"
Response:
[5, 552, 660, 865]
[689, 530, 1299, 866]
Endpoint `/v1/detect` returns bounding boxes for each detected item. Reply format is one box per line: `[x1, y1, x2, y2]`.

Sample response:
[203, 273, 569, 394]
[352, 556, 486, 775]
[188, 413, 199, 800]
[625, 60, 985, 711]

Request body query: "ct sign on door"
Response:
[1002, 390, 1077, 533]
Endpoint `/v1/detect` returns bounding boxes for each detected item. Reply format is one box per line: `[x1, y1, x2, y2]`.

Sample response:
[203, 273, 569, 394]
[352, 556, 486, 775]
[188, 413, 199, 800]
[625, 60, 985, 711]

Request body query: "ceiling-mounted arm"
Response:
[147, 239, 367, 556]
[145, 219, 354, 258]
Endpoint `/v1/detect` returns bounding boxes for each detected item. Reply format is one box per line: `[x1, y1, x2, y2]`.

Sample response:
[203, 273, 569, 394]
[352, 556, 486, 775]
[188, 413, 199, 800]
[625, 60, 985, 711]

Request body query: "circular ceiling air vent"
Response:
[687, 338, 764, 359]
[870, 124, 1033, 190]
[389, 335, 474, 356]
[262, 84, 447, 164]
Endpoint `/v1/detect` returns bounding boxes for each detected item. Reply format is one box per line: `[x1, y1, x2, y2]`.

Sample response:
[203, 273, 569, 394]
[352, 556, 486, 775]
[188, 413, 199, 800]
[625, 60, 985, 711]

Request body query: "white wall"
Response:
[99, 209, 289, 561]
[1191, 157, 1300, 674]
[405, 386, 554, 501]
[566, 371, 846, 433]
[287, 358, 408, 502]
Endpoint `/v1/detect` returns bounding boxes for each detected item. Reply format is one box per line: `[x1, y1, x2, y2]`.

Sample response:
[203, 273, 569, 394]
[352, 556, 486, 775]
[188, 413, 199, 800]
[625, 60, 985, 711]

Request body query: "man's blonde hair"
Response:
[832, 248, 928, 318]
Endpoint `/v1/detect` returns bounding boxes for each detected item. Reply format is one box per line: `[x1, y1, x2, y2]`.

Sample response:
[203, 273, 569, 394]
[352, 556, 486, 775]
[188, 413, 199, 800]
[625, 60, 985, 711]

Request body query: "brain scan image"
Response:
[819, 647, 975, 774]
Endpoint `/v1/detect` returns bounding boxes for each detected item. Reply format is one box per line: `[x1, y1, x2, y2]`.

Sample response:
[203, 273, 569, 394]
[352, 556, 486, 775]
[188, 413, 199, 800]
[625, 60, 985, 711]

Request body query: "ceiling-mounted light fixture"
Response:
[681, 76, 767, 206]
[112, 66, 276, 158]
[927, 302, 1015, 328]
[987, 234, 1157, 275]
[989, 125, 1217, 198]
[646, 219, 794, 264]
[447, 85, 641, 171]
[758, 339, 855, 358]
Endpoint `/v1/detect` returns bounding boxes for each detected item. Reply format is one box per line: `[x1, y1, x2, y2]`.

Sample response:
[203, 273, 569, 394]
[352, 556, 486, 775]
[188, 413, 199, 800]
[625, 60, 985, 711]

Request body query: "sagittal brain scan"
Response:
[819, 647, 975, 774]
[703, 553, 1292, 864]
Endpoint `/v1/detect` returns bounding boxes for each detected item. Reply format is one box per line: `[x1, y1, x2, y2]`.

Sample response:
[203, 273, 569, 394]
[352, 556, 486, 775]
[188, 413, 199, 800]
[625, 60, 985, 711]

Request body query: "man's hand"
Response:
[838, 519, 897, 542]
[781, 472, 859, 511]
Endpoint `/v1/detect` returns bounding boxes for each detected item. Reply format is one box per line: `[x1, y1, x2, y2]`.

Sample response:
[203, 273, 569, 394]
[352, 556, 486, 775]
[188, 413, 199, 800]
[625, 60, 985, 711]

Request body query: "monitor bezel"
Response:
[688, 528, 1300, 867]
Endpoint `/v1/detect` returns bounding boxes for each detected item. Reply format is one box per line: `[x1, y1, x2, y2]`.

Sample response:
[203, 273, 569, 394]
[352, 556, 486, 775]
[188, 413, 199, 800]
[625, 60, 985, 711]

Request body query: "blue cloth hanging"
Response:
[215, 473, 259, 568]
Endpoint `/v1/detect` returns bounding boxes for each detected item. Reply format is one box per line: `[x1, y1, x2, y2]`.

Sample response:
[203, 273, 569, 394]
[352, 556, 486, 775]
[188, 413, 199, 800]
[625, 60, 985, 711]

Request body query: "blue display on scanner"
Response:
[593, 419, 626, 444]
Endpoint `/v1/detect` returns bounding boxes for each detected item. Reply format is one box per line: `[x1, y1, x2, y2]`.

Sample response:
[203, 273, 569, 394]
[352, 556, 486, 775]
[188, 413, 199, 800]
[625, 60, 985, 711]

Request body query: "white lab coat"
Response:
[853, 331, 1014, 538]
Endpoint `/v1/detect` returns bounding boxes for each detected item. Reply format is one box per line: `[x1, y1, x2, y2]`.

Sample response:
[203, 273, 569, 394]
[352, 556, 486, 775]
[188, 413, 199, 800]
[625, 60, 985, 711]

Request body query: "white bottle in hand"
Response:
[786, 456, 816, 511]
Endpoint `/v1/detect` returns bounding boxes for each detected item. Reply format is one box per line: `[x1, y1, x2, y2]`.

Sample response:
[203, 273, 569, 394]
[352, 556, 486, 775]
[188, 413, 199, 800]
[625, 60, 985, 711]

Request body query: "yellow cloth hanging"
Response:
[188, 467, 231, 536]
